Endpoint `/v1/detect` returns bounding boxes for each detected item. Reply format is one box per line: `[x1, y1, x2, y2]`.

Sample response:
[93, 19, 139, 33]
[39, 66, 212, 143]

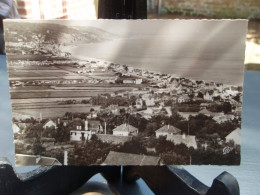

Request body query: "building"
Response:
[43, 119, 57, 129]
[12, 123, 21, 134]
[109, 105, 120, 115]
[177, 95, 190, 103]
[199, 109, 213, 117]
[177, 112, 198, 120]
[204, 91, 214, 101]
[136, 98, 144, 109]
[155, 125, 182, 138]
[15, 154, 62, 166]
[70, 120, 103, 141]
[225, 128, 241, 145]
[112, 124, 138, 136]
[102, 151, 161, 165]
[135, 78, 143, 84]
[123, 79, 135, 84]
[166, 134, 198, 149]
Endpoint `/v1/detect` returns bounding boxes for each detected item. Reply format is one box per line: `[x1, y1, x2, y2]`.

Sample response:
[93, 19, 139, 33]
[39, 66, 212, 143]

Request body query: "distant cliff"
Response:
[4, 21, 117, 56]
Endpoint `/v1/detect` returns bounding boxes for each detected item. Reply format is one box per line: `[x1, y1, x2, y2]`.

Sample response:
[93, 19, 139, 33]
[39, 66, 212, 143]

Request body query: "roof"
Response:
[199, 109, 212, 115]
[15, 154, 62, 166]
[167, 135, 197, 149]
[225, 128, 241, 145]
[155, 125, 182, 134]
[112, 124, 138, 133]
[180, 95, 190, 99]
[43, 119, 56, 126]
[102, 151, 160, 165]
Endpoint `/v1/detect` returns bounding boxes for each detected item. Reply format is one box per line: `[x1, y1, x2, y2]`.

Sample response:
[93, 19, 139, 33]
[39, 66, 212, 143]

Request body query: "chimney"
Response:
[104, 122, 107, 135]
[58, 118, 60, 125]
[64, 151, 68, 165]
[168, 124, 169, 130]
[85, 120, 88, 131]
[182, 133, 186, 139]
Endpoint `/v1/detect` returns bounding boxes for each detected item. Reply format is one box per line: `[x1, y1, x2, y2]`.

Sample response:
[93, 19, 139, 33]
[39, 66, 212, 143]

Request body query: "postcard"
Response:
[4, 19, 247, 165]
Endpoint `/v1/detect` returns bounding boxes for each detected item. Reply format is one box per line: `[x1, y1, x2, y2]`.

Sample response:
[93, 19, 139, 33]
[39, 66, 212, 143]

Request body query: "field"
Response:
[12, 104, 100, 119]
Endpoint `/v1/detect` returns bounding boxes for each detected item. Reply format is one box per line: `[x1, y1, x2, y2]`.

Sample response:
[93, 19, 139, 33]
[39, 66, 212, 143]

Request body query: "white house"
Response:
[123, 79, 135, 84]
[144, 96, 155, 107]
[70, 130, 95, 141]
[177, 95, 190, 103]
[43, 119, 57, 129]
[155, 125, 182, 138]
[70, 120, 103, 142]
[199, 109, 213, 117]
[225, 128, 241, 145]
[135, 78, 143, 84]
[204, 91, 214, 101]
[213, 114, 235, 124]
[113, 124, 138, 136]
[167, 134, 198, 149]
[12, 123, 21, 134]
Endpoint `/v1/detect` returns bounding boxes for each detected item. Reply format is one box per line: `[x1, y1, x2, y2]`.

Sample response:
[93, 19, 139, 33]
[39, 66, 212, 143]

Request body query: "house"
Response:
[135, 79, 142, 84]
[43, 119, 57, 129]
[225, 128, 241, 145]
[102, 151, 161, 165]
[213, 114, 235, 124]
[177, 95, 190, 103]
[112, 123, 138, 136]
[109, 105, 120, 115]
[177, 112, 198, 120]
[12, 123, 21, 134]
[166, 134, 198, 149]
[199, 109, 213, 117]
[86, 120, 103, 132]
[200, 103, 209, 110]
[15, 154, 62, 166]
[123, 79, 135, 84]
[204, 90, 214, 101]
[155, 125, 182, 138]
[143, 95, 155, 107]
[70, 120, 103, 141]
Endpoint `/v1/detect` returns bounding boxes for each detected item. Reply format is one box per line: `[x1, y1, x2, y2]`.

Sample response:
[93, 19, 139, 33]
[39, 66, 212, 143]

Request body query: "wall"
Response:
[161, 0, 260, 19]
[16, 0, 98, 19]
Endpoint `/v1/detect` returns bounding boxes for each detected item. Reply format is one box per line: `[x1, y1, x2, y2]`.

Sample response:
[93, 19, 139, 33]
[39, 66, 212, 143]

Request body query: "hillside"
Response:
[4, 21, 117, 56]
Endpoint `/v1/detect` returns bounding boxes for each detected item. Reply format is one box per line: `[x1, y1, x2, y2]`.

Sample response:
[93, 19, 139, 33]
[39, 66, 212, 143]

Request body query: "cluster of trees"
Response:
[68, 135, 117, 165]
[192, 145, 240, 165]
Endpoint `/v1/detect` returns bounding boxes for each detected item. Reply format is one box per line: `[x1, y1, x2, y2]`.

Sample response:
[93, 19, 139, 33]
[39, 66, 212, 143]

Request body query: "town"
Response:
[12, 58, 242, 166]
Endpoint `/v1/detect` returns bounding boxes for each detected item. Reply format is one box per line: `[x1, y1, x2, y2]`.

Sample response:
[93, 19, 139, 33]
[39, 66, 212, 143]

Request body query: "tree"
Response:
[223, 102, 232, 114]
[117, 137, 147, 155]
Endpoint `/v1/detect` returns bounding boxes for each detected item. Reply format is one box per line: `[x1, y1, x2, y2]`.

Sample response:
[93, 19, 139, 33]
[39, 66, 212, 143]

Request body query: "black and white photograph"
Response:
[4, 19, 247, 165]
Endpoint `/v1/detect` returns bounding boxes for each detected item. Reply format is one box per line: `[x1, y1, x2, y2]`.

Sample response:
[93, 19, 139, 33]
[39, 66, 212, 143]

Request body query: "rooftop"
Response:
[112, 123, 138, 133]
[102, 151, 160, 165]
[15, 154, 62, 166]
[167, 134, 198, 149]
[156, 125, 182, 134]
